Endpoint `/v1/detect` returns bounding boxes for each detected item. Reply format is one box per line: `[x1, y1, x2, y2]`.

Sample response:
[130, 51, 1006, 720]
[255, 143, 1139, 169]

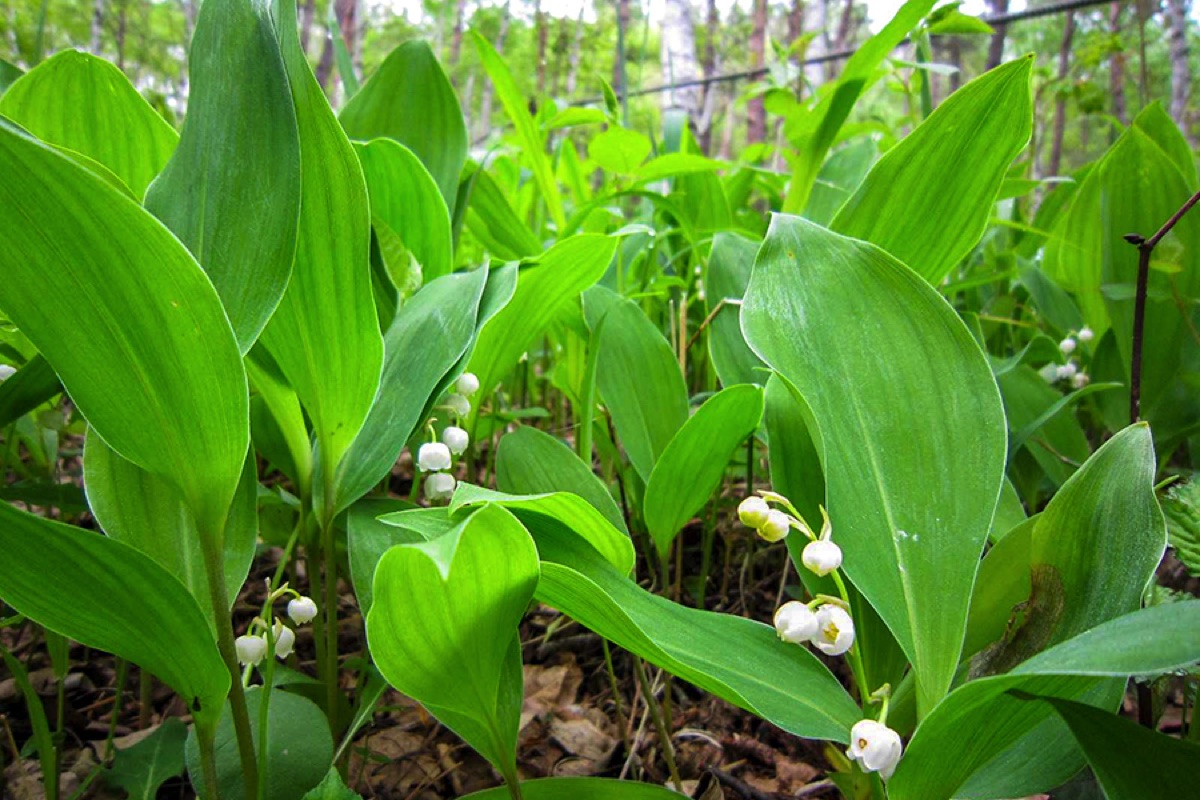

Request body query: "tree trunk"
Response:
[986, 0, 1009, 69]
[1109, 1, 1127, 125]
[450, 0, 466, 69]
[535, 0, 547, 96]
[614, 0, 631, 123]
[698, 0, 719, 153]
[565, 8, 585, 97]
[834, 0, 856, 51]
[91, 0, 105, 54]
[115, 0, 127, 71]
[748, 0, 767, 144]
[661, 0, 701, 119]
[1049, 11, 1076, 177]
[300, 0, 317, 56]
[477, 0, 510, 140]
[1168, 0, 1191, 134]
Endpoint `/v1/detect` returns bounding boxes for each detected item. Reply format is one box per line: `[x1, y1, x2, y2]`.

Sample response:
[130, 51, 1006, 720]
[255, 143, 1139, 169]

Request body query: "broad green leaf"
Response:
[1034, 696, 1200, 800]
[367, 504, 539, 782]
[185, 687, 333, 800]
[996, 365, 1089, 488]
[963, 516, 1035, 661]
[496, 425, 628, 534]
[468, 235, 615, 402]
[106, 718, 188, 800]
[0, 50, 177, 197]
[742, 215, 1007, 714]
[347, 498, 422, 615]
[588, 125, 651, 174]
[355, 138, 453, 284]
[0, 57, 22, 94]
[890, 602, 1200, 800]
[83, 433, 259, 615]
[831, 57, 1034, 284]
[583, 287, 689, 483]
[333, 269, 487, 512]
[461, 778, 687, 799]
[1132, 101, 1197, 187]
[261, 0, 383, 479]
[803, 136, 877, 227]
[633, 153, 727, 183]
[144, 0, 300, 352]
[781, 0, 936, 213]
[0, 122, 248, 535]
[301, 768, 364, 800]
[464, 164, 544, 259]
[472, 32, 565, 230]
[706, 232, 765, 388]
[247, 348, 313, 494]
[644, 385, 764, 555]
[528, 514, 862, 742]
[0, 502, 228, 729]
[0, 355, 60, 429]
[340, 40, 467, 213]
[1164, 479, 1200, 576]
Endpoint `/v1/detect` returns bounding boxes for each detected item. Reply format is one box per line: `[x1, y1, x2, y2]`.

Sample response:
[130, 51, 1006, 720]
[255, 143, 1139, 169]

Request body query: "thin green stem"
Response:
[632, 658, 683, 792]
[103, 660, 129, 763]
[319, 443, 341, 730]
[829, 569, 870, 701]
[196, 723, 221, 800]
[256, 625, 277, 800]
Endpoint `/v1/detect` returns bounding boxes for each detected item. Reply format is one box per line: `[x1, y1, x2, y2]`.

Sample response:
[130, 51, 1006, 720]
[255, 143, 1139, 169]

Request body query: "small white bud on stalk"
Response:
[1056, 362, 1078, 381]
[802, 539, 843, 576]
[445, 393, 471, 418]
[737, 496, 770, 528]
[773, 601, 820, 644]
[813, 605, 855, 656]
[757, 509, 791, 543]
[1071, 372, 1090, 390]
[273, 623, 295, 660]
[235, 634, 267, 666]
[1078, 326, 1094, 343]
[424, 471, 457, 502]
[0, 364, 15, 382]
[846, 719, 903, 780]
[1059, 337, 1076, 355]
[455, 372, 480, 396]
[417, 442, 452, 472]
[442, 425, 470, 455]
[288, 596, 318, 625]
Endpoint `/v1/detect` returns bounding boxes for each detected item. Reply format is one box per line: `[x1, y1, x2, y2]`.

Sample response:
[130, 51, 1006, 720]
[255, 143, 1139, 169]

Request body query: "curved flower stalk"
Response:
[417, 373, 479, 504]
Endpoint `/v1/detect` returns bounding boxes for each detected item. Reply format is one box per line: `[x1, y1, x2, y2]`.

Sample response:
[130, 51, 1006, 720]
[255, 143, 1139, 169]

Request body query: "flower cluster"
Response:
[418, 372, 478, 503]
[235, 590, 317, 666]
[1044, 326, 1093, 389]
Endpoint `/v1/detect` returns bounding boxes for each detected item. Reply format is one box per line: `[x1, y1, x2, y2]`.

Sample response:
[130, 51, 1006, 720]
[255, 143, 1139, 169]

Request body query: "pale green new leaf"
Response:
[705, 232, 765, 388]
[742, 215, 1007, 714]
[588, 126, 651, 174]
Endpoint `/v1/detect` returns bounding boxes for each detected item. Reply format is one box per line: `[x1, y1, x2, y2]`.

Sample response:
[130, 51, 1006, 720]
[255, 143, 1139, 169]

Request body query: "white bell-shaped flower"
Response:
[737, 496, 770, 529]
[0, 364, 15, 382]
[773, 601, 820, 644]
[813, 605, 855, 656]
[273, 623, 295, 660]
[288, 596, 318, 625]
[442, 425, 470, 455]
[417, 442, 452, 472]
[455, 372, 480, 396]
[847, 719, 903, 780]
[1078, 326, 1094, 343]
[424, 471, 457, 502]
[757, 509, 791, 543]
[1059, 337, 1076, 355]
[1056, 362, 1078, 381]
[446, 393, 471, 418]
[235, 634, 267, 666]
[1071, 372, 1090, 389]
[802, 539, 843, 576]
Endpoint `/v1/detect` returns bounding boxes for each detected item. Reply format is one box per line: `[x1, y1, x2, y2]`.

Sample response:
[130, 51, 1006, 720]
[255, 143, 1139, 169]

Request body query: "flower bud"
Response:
[1071, 372, 1090, 389]
[1077, 326, 1094, 343]
[0, 364, 14, 382]
[417, 442, 452, 472]
[424, 471, 457, 502]
[273, 623, 295, 660]
[773, 601, 819, 644]
[737, 496, 770, 528]
[757, 509, 791, 543]
[813, 605, 855, 656]
[847, 719, 903, 780]
[235, 634, 267, 666]
[1056, 362, 1077, 381]
[288, 596, 318, 625]
[442, 425, 470, 455]
[446, 393, 471, 418]
[1059, 337, 1076, 355]
[455, 372, 480, 396]
[802, 539, 843, 576]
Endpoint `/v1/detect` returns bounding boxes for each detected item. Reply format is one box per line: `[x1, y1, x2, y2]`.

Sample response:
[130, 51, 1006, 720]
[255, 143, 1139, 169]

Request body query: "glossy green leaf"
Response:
[528, 514, 862, 742]
[461, 778, 687, 799]
[247, 348, 313, 494]
[583, 287, 689, 483]
[588, 125, 651, 174]
[340, 40, 467, 213]
[106, 717, 188, 800]
[301, 768, 364, 800]
[472, 32, 564, 230]
[0, 502, 228, 728]
[143, 0, 300, 352]
[355, 138, 453, 284]
[0, 57, 22, 94]
[468, 235, 615, 402]
[261, 0, 382, 477]
[185, 687, 333, 800]
[464, 164, 544, 259]
[706, 231, 765, 387]
[832, 57, 1034, 284]
[347, 498, 423, 615]
[0, 355, 60, 429]
[496, 425, 628, 534]
[83, 433, 259, 615]
[996, 365, 1090, 488]
[742, 215, 1007, 714]
[367, 504, 539, 782]
[333, 269, 487, 512]
[0, 50, 177, 197]
[645, 385, 764, 555]
[803, 136, 876, 227]
[0, 121, 249, 535]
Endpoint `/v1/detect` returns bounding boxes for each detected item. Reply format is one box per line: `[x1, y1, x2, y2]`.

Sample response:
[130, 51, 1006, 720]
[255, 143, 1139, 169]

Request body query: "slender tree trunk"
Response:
[1049, 11, 1076, 177]
[698, 0, 719, 153]
[661, 0, 701, 119]
[787, 0, 804, 95]
[748, 0, 767, 144]
[614, 0, 631, 123]
[300, 0, 317, 56]
[1168, 0, 1191, 135]
[115, 0, 127, 71]
[1109, 1, 1127, 125]
[477, 0, 510, 140]
[91, 0, 105, 53]
[462, 71, 475, 136]
[986, 0, 1009, 69]
[450, 0, 466, 69]
[565, 8, 584, 97]
[535, 0, 547, 96]
[834, 0, 855, 50]
[948, 36, 962, 93]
